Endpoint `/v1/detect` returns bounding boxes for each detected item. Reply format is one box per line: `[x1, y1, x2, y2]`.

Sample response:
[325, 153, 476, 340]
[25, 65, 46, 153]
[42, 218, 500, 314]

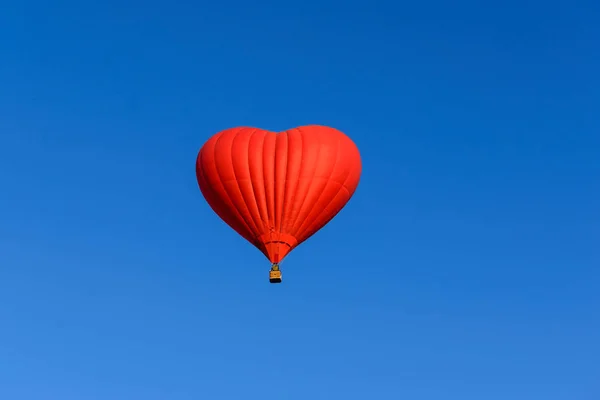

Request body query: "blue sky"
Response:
[0, 0, 598, 399]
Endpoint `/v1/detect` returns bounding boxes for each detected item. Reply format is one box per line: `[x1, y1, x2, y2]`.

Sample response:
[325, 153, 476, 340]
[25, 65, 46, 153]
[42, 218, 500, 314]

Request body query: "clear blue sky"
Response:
[0, 0, 598, 399]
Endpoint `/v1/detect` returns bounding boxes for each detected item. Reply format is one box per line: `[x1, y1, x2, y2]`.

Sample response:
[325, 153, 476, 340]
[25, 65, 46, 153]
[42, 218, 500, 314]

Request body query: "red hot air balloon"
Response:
[195, 125, 362, 283]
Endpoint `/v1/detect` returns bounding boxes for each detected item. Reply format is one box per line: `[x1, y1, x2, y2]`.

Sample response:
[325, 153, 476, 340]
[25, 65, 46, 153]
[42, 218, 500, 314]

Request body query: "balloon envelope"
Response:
[196, 125, 362, 263]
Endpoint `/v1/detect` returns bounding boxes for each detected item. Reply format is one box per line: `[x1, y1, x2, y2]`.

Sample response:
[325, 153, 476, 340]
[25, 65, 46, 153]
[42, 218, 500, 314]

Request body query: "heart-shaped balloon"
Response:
[196, 125, 362, 263]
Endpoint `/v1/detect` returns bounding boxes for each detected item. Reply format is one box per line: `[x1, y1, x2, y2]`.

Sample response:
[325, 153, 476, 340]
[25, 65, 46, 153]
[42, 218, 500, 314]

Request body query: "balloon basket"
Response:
[269, 264, 282, 284]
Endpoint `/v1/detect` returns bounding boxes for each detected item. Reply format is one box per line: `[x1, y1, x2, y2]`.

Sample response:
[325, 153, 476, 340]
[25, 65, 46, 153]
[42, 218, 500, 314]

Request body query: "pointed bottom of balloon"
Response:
[264, 242, 292, 264]
[258, 233, 298, 264]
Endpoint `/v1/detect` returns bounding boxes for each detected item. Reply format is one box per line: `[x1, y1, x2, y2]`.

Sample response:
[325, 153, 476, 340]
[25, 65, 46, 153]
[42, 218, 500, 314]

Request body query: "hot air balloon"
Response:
[195, 125, 362, 283]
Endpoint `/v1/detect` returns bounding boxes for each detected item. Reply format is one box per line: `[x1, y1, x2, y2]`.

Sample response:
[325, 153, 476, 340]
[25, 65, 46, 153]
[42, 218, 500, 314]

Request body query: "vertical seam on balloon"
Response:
[230, 127, 261, 236]
[257, 129, 269, 228]
[213, 130, 257, 241]
[288, 127, 321, 237]
[277, 131, 289, 234]
[283, 127, 304, 234]
[263, 131, 274, 229]
[282, 130, 292, 235]
[273, 133, 279, 233]
[294, 137, 343, 240]
[280, 130, 292, 257]
[247, 128, 266, 236]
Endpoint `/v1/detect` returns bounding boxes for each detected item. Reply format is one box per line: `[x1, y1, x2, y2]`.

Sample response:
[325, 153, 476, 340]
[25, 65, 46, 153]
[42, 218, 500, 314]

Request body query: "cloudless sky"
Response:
[0, 0, 598, 399]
